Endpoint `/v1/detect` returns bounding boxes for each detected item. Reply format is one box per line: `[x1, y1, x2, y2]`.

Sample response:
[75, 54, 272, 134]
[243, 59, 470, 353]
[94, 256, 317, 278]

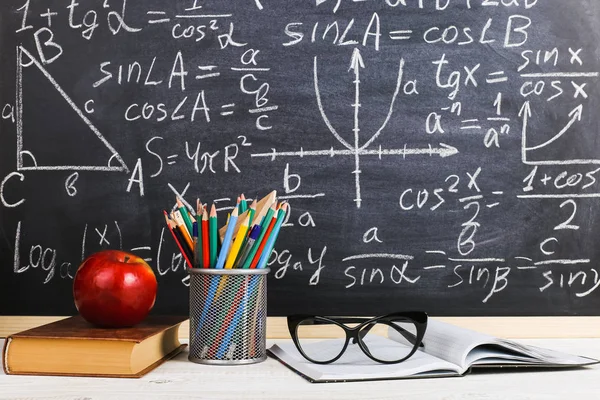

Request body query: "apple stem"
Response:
[124, 256, 130, 263]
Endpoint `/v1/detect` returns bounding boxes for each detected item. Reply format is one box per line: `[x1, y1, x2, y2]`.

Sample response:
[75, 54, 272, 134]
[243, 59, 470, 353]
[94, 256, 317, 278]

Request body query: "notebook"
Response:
[2, 315, 188, 378]
[267, 319, 599, 383]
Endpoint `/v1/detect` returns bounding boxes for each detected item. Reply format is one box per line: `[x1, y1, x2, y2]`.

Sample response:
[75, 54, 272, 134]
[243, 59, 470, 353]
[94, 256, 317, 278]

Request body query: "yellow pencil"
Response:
[224, 213, 250, 269]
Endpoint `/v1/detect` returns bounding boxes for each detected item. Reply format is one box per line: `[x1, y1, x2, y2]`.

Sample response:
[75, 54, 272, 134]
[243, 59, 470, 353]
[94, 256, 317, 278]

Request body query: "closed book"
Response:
[2, 315, 188, 378]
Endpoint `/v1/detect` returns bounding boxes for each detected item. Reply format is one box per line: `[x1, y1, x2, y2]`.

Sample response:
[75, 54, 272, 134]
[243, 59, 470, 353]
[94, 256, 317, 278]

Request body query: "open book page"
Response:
[389, 320, 598, 372]
[268, 337, 460, 382]
[406, 319, 501, 371]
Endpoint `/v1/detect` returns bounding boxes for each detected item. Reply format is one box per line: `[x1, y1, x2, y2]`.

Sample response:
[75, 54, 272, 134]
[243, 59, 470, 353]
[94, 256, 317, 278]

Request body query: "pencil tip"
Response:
[176, 197, 183, 207]
[210, 204, 217, 216]
[231, 207, 239, 217]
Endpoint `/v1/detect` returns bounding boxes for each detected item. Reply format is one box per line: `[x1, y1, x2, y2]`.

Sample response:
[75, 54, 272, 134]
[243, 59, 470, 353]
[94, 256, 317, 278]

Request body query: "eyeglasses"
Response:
[287, 311, 427, 364]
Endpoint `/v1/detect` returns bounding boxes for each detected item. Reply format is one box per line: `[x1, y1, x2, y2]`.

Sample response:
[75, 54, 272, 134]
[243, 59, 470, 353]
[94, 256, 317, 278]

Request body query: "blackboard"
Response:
[2, 0, 600, 317]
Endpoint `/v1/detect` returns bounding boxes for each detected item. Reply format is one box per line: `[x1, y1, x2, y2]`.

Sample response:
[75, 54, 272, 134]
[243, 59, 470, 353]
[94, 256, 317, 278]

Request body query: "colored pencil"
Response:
[192, 221, 200, 268]
[202, 208, 210, 268]
[172, 210, 194, 251]
[177, 198, 194, 235]
[215, 208, 239, 269]
[171, 210, 194, 252]
[248, 199, 257, 225]
[240, 194, 248, 214]
[235, 225, 262, 268]
[257, 203, 288, 269]
[242, 204, 277, 269]
[196, 200, 203, 266]
[225, 213, 250, 269]
[248, 211, 278, 269]
[209, 204, 218, 268]
[163, 211, 193, 268]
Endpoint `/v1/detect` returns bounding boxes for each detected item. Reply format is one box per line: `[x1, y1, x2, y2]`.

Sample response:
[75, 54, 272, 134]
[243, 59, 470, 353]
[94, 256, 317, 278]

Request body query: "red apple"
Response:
[73, 250, 158, 328]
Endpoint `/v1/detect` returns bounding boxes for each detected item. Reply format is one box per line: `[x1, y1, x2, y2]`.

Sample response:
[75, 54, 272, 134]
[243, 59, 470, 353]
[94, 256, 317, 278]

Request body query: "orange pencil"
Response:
[249, 211, 278, 269]
[202, 208, 210, 268]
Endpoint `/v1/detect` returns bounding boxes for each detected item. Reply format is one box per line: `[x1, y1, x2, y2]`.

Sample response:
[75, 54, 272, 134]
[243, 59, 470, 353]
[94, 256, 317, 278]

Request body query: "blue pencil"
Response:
[214, 208, 239, 269]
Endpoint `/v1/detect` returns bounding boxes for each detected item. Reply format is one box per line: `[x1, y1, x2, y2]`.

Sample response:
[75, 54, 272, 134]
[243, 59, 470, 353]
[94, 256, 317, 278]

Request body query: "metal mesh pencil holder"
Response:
[188, 268, 269, 365]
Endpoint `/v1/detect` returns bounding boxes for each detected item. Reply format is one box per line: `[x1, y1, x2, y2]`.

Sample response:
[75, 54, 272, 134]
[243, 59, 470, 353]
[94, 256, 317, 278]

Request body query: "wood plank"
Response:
[1, 338, 600, 399]
[2, 316, 600, 339]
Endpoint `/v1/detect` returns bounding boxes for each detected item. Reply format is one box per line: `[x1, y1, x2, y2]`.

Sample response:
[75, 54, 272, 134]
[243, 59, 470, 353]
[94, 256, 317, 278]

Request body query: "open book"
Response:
[267, 320, 598, 383]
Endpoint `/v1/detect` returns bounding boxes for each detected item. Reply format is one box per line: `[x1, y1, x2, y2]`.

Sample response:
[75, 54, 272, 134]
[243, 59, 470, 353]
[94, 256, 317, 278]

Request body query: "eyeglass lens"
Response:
[358, 319, 418, 362]
[296, 318, 348, 363]
[295, 317, 419, 363]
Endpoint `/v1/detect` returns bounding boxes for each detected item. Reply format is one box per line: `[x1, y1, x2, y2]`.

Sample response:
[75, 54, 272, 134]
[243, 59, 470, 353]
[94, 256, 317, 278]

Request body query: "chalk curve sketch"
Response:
[15, 46, 129, 173]
[253, 50, 458, 209]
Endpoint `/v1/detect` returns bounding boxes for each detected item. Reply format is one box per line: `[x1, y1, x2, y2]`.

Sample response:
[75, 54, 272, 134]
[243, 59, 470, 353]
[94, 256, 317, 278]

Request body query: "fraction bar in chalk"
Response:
[231, 67, 271, 72]
[342, 253, 415, 262]
[175, 14, 232, 18]
[248, 106, 279, 113]
[447, 258, 506, 262]
[520, 72, 599, 78]
[518, 193, 600, 199]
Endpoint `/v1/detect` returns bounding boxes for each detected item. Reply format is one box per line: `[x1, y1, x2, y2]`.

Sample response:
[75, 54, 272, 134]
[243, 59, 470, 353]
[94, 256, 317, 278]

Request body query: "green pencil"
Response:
[248, 199, 257, 226]
[240, 193, 248, 214]
[196, 199, 203, 268]
[177, 197, 194, 235]
[241, 203, 276, 269]
[209, 204, 218, 268]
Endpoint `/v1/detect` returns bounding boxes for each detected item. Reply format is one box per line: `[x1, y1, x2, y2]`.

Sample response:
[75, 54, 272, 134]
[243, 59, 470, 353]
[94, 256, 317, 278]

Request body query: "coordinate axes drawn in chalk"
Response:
[520, 70, 599, 166]
[15, 46, 129, 173]
[252, 48, 459, 208]
[521, 100, 594, 166]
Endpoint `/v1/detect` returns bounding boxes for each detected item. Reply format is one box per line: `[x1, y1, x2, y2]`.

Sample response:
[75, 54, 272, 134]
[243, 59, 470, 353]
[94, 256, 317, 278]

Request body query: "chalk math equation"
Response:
[2, 0, 600, 312]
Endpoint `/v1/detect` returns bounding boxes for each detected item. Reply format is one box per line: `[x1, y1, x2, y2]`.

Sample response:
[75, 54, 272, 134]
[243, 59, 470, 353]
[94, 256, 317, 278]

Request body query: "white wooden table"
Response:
[1, 339, 599, 400]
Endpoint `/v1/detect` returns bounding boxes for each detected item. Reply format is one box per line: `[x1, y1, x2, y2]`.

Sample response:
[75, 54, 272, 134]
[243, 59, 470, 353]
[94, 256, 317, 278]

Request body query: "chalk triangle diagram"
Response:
[16, 46, 129, 172]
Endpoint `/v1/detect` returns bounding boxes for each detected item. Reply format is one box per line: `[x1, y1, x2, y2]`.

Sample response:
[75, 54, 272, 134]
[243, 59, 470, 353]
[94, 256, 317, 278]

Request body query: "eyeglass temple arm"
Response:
[353, 322, 424, 348]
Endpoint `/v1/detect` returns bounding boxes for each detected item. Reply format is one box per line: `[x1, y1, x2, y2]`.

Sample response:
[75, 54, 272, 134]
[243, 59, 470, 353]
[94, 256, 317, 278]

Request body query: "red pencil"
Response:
[163, 211, 193, 268]
[249, 213, 277, 269]
[202, 208, 210, 268]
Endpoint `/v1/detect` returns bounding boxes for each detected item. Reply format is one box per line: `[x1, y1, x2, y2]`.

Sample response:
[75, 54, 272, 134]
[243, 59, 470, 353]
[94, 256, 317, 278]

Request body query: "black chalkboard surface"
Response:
[2, 0, 600, 317]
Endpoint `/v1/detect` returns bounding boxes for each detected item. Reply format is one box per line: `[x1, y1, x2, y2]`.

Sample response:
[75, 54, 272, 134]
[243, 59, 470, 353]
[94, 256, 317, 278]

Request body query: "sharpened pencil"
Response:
[172, 210, 194, 251]
[209, 204, 218, 268]
[164, 211, 193, 268]
[225, 213, 250, 269]
[235, 225, 262, 268]
[249, 209, 278, 269]
[248, 199, 257, 225]
[215, 208, 239, 269]
[242, 203, 277, 269]
[240, 193, 248, 214]
[202, 208, 210, 268]
[177, 198, 194, 235]
[257, 203, 288, 269]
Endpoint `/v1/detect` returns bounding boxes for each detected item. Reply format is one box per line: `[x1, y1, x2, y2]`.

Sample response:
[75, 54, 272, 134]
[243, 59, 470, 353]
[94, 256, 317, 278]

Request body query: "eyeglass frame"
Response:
[287, 311, 428, 365]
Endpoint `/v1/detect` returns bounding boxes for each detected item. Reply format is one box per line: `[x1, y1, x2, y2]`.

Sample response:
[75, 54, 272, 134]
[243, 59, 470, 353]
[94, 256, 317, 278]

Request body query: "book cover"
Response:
[2, 315, 188, 378]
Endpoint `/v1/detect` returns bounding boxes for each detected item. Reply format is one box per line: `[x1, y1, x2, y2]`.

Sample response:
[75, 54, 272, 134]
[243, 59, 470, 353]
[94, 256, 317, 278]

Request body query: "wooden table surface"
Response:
[1, 338, 599, 400]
